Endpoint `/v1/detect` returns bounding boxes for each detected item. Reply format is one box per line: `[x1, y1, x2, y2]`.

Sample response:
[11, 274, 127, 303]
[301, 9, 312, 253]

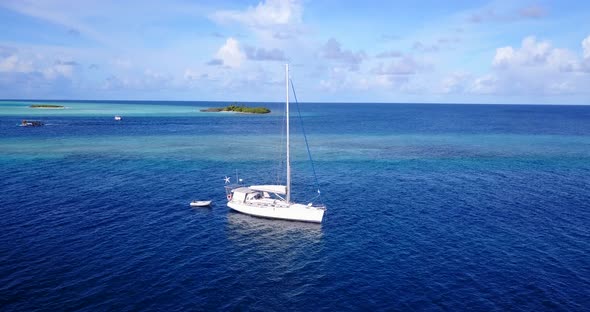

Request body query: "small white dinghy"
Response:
[114, 116, 122, 121]
[190, 200, 212, 207]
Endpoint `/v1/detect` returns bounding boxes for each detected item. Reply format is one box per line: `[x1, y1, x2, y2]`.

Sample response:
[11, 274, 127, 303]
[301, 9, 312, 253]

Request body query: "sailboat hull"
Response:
[227, 201, 325, 223]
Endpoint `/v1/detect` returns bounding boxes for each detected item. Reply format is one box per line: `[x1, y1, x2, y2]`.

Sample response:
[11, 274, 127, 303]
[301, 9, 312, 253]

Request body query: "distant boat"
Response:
[20, 120, 44, 127]
[224, 64, 326, 223]
[114, 116, 122, 121]
[190, 200, 212, 207]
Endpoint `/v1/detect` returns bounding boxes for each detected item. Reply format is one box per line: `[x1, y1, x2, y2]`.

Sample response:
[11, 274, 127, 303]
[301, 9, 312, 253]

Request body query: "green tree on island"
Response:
[201, 104, 270, 114]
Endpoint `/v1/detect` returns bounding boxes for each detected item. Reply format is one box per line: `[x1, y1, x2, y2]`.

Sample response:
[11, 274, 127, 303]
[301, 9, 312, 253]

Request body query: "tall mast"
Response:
[286, 63, 291, 203]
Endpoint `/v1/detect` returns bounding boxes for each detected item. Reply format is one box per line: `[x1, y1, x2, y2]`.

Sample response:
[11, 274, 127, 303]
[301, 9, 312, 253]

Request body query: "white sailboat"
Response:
[224, 64, 326, 223]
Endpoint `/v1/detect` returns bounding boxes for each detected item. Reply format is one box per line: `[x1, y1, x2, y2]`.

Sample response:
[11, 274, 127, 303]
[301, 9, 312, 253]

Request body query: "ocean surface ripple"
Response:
[1, 102, 589, 310]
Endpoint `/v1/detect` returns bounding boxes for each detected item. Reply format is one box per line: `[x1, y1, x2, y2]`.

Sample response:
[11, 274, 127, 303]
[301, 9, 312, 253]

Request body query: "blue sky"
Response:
[1, 0, 589, 104]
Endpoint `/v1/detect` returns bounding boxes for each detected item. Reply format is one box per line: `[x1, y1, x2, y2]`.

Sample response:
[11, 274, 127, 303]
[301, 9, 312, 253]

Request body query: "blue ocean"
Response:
[1, 100, 589, 310]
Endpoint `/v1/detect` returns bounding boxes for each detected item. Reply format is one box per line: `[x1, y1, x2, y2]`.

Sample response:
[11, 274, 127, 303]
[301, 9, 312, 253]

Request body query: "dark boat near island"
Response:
[20, 120, 44, 127]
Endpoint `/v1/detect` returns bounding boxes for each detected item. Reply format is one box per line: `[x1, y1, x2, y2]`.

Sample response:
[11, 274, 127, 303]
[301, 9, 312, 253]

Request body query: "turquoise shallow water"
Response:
[0, 100, 210, 117]
[1, 133, 589, 163]
[1, 101, 589, 310]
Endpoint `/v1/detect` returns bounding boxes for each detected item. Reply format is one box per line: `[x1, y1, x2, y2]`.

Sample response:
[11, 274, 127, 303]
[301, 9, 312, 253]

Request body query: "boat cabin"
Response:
[227, 185, 286, 203]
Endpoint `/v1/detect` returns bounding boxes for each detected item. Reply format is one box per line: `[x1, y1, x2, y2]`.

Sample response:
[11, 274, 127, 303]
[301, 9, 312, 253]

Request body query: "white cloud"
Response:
[102, 69, 173, 91]
[0, 48, 76, 80]
[0, 54, 34, 73]
[0, 47, 82, 98]
[321, 38, 366, 71]
[491, 46, 515, 67]
[372, 56, 430, 76]
[210, 0, 305, 42]
[441, 72, 471, 93]
[215, 38, 246, 68]
[319, 65, 416, 93]
[43, 61, 76, 79]
[212, 0, 302, 28]
[244, 46, 286, 61]
[492, 37, 555, 68]
[583, 35, 590, 59]
[318, 66, 352, 91]
[493, 36, 582, 71]
[470, 35, 590, 96]
[470, 74, 498, 94]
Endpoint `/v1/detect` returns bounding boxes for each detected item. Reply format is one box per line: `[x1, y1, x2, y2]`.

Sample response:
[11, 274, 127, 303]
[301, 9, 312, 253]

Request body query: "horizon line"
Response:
[1, 99, 589, 106]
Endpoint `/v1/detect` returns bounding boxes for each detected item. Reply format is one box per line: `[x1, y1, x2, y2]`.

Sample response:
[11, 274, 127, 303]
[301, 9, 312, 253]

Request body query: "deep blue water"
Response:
[1, 102, 590, 310]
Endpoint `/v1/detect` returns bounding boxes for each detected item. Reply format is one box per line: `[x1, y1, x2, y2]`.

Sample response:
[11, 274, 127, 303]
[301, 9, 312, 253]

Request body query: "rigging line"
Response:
[289, 78, 323, 204]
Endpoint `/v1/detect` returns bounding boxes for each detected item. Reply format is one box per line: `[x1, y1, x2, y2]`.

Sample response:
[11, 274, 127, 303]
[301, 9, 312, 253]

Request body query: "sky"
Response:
[1, 0, 589, 104]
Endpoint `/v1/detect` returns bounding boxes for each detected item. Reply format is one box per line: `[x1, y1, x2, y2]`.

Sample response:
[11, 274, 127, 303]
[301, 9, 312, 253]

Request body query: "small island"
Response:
[29, 104, 65, 109]
[201, 104, 270, 114]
